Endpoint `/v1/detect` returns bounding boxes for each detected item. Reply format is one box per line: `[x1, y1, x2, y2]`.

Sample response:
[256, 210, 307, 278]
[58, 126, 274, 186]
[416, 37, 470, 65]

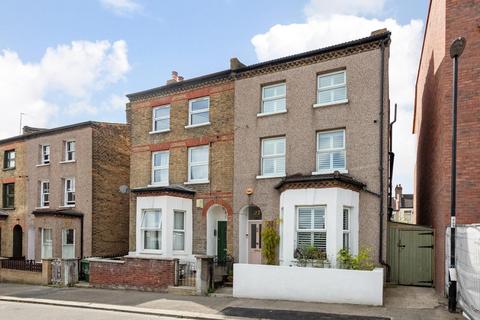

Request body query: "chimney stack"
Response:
[371, 28, 388, 36]
[230, 57, 246, 70]
[166, 71, 184, 85]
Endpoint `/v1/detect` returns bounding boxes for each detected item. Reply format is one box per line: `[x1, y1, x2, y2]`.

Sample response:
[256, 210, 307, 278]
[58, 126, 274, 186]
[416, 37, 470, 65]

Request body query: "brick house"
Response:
[233, 31, 391, 266]
[126, 71, 234, 262]
[414, 0, 480, 292]
[391, 185, 414, 224]
[0, 121, 130, 260]
[0, 135, 27, 258]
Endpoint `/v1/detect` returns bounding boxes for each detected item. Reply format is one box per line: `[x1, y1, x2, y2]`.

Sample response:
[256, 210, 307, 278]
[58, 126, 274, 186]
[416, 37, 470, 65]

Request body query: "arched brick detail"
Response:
[202, 199, 233, 217]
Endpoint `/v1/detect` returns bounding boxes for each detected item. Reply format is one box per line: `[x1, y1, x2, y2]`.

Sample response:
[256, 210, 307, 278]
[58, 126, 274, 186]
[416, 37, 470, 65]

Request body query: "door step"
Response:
[167, 286, 196, 295]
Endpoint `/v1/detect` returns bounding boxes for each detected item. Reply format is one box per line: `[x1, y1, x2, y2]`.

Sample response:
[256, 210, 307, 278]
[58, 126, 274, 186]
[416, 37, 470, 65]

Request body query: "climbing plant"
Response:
[262, 219, 280, 265]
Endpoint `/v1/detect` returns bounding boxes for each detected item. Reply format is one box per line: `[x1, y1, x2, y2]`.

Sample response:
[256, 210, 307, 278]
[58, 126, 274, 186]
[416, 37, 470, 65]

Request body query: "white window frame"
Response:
[41, 228, 53, 259]
[151, 151, 169, 186]
[314, 129, 347, 174]
[41, 144, 50, 165]
[296, 206, 327, 251]
[342, 207, 351, 251]
[187, 97, 210, 128]
[64, 140, 76, 162]
[187, 145, 209, 184]
[4, 150, 15, 169]
[173, 210, 186, 252]
[64, 177, 76, 207]
[151, 105, 170, 133]
[40, 180, 50, 208]
[314, 70, 348, 107]
[259, 82, 286, 116]
[140, 209, 162, 253]
[258, 137, 286, 178]
[62, 229, 75, 259]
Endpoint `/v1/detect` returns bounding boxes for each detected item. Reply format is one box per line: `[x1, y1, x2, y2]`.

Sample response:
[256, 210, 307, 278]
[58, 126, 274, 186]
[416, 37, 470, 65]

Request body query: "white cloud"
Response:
[100, 0, 142, 16]
[251, 0, 423, 192]
[0, 40, 130, 138]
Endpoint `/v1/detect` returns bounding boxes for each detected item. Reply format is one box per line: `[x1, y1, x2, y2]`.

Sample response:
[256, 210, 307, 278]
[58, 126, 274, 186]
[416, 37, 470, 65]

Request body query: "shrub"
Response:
[337, 248, 374, 271]
[262, 219, 280, 265]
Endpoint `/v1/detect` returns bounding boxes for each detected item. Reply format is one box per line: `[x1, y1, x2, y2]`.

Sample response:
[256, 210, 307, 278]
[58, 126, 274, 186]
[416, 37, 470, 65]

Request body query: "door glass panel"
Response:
[258, 224, 262, 249]
[250, 224, 257, 249]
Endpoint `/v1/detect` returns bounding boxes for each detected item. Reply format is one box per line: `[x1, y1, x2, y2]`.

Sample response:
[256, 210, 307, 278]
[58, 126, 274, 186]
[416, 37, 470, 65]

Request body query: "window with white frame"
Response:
[62, 229, 75, 259]
[261, 83, 286, 114]
[152, 105, 170, 132]
[188, 97, 210, 126]
[4, 150, 15, 169]
[41, 145, 50, 164]
[65, 140, 75, 161]
[342, 207, 351, 251]
[152, 151, 169, 185]
[40, 180, 50, 207]
[188, 146, 209, 182]
[64, 178, 75, 206]
[41, 228, 53, 259]
[316, 130, 346, 172]
[261, 137, 285, 177]
[317, 70, 347, 106]
[141, 209, 162, 251]
[296, 207, 326, 251]
[173, 210, 185, 251]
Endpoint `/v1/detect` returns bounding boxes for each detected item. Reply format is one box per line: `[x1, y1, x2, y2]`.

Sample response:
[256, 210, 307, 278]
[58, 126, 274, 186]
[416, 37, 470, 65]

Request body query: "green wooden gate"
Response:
[387, 222, 434, 286]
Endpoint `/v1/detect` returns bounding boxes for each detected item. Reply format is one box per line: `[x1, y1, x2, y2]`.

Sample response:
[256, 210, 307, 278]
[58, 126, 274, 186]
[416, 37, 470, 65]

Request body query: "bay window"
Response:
[296, 206, 326, 251]
[173, 210, 185, 251]
[141, 209, 162, 251]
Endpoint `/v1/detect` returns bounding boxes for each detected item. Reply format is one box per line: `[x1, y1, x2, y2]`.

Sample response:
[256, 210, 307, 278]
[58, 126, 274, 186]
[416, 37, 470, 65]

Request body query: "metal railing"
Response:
[0, 259, 42, 272]
[177, 262, 196, 287]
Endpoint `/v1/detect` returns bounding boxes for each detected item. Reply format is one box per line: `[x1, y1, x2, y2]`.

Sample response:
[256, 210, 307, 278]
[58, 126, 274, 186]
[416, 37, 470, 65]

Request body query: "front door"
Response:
[398, 230, 434, 286]
[12, 225, 22, 258]
[248, 221, 262, 264]
[217, 221, 227, 261]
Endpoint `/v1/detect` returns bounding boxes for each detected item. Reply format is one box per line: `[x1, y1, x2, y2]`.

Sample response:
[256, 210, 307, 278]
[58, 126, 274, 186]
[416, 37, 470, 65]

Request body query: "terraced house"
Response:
[233, 30, 391, 266]
[0, 135, 27, 258]
[126, 70, 235, 263]
[0, 122, 130, 261]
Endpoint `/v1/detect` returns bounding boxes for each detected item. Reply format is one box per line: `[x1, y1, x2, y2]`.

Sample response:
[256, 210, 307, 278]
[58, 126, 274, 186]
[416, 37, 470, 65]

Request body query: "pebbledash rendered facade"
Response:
[126, 30, 391, 267]
[0, 122, 130, 261]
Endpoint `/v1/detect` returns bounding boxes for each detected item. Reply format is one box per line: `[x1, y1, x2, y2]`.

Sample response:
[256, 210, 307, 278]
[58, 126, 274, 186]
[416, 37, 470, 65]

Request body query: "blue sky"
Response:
[0, 0, 429, 191]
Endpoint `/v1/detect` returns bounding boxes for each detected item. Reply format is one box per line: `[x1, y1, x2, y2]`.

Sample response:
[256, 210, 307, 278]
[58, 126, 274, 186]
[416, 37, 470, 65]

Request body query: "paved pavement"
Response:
[0, 283, 465, 320]
[0, 301, 194, 320]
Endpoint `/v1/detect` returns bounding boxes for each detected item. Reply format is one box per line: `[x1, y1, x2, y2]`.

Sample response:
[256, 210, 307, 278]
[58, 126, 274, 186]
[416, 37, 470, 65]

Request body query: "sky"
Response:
[0, 0, 429, 192]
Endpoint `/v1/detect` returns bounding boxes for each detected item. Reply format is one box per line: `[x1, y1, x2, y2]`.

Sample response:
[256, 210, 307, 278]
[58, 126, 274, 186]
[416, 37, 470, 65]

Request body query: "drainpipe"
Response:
[378, 39, 388, 270]
[80, 215, 84, 259]
[388, 104, 397, 221]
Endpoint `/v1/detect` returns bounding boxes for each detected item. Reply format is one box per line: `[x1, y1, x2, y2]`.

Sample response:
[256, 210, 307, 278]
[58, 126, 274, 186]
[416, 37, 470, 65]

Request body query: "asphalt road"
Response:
[0, 301, 195, 320]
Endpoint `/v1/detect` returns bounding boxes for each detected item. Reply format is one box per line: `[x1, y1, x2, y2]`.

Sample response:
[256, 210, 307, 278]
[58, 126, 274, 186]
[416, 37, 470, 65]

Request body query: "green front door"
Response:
[217, 221, 227, 261]
[398, 230, 433, 286]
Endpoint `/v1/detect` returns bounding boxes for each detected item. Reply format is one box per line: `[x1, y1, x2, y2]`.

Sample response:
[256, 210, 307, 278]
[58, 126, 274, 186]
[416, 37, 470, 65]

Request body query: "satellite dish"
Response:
[119, 185, 130, 194]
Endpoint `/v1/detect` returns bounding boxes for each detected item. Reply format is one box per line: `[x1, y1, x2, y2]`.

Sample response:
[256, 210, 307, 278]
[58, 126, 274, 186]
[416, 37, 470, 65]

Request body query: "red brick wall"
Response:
[89, 257, 177, 291]
[414, 0, 480, 293]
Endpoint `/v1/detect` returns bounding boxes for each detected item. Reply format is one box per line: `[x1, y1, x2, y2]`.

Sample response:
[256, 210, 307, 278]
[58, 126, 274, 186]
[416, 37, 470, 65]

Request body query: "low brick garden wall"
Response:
[89, 256, 177, 292]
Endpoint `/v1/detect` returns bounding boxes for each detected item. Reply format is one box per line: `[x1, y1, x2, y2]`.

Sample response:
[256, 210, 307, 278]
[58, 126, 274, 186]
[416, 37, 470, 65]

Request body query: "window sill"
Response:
[35, 206, 50, 210]
[257, 110, 287, 118]
[184, 180, 209, 185]
[59, 160, 76, 164]
[148, 183, 169, 187]
[313, 99, 349, 108]
[2, 167, 15, 171]
[149, 129, 170, 135]
[312, 169, 348, 175]
[185, 122, 211, 129]
[256, 174, 286, 180]
[59, 205, 76, 208]
[1, 207, 15, 210]
[139, 250, 163, 255]
[36, 163, 50, 167]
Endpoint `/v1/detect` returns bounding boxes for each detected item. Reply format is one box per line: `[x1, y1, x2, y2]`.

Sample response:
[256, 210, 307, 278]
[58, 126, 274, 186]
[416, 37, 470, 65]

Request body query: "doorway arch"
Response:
[239, 205, 262, 264]
[206, 205, 228, 260]
[12, 225, 23, 258]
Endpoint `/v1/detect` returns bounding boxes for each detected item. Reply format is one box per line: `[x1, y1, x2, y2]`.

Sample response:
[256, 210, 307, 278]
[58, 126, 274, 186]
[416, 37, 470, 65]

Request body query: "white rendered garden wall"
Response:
[233, 263, 383, 305]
